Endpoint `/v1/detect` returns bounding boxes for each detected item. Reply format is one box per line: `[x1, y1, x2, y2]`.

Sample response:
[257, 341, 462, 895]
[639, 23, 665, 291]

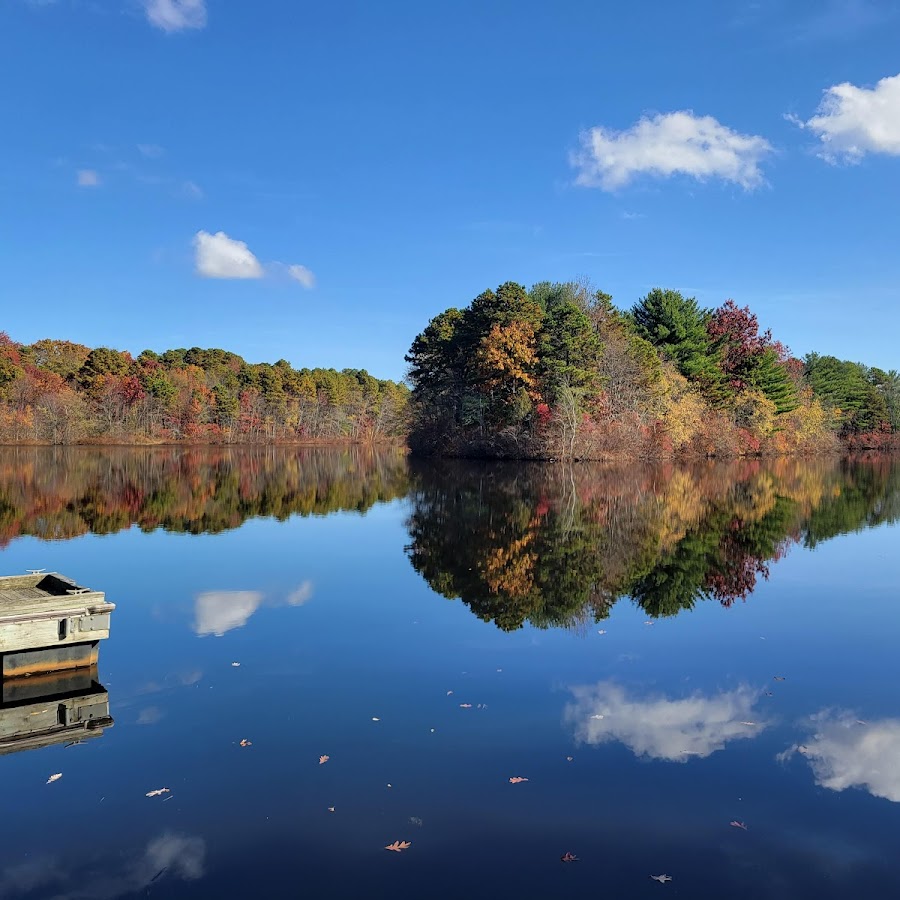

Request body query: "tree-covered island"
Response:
[405, 281, 899, 459]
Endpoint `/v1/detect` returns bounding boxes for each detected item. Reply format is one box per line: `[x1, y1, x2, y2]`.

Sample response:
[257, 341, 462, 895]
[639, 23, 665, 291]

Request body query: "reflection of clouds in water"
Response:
[783, 712, 900, 802]
[136, 706, 164, 726]
[194, 591, 263, 636]
[194, 583, 314, 636]
[565, 681, 767, 762]
[0, 832, 204, 899]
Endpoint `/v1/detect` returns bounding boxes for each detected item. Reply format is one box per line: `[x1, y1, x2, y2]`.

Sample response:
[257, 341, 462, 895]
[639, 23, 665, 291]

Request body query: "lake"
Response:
[0, 446, 898, 899]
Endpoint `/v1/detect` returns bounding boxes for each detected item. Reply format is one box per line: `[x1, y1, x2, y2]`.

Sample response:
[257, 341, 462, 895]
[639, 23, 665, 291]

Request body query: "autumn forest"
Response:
[2, 281, 898, 457]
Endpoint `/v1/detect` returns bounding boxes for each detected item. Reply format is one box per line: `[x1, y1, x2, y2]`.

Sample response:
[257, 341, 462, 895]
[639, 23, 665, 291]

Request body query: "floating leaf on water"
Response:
[509, 776, 529, 784]
[739, 721, 756, 726]
[730, 820, 748, 830]
[650, 874, 673, 883]
[644, 621, 654, 625]
[446, 690, 453, 696]
[590, 714, 604, 720]
[597, 630, 607, 635]
[231, 662, 241, 667]
[773, 675, 786, 681]
[239, 739, 252, 747]
[560, 852, 579, 862]
[372, 717, 381, 722]
[319, 755, 330, 765]
[145, 788, 170, 797]
[327, 807, 335, 813]
[566, 756, 574, 762]
[46, 773, 62, 784]
[384, 840, 411, 852]
[459, 703, 473, 709]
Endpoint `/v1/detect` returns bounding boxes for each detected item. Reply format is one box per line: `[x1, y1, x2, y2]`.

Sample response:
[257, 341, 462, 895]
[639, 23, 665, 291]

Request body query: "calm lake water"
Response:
[0, 447, 898, 899]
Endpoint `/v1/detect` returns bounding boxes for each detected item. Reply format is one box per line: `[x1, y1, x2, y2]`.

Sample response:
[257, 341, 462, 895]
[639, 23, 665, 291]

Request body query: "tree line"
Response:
[0, 334, 408, 444]
[405, 281, 899, 459]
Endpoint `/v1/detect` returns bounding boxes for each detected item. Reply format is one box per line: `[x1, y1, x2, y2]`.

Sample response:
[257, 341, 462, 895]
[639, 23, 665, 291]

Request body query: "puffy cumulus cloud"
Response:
[144, 0, 207, 32]
[193, 230, 264, 280]
[565, 681, 768, 762]
[77, 169, 100, 187]
[572, 110, 773, 191]
[193, 590, 263, 636]
[193, 231, 315, 286]
[792, 72, 900, 162]
[784, 712, 900, 802]
[287, 580, 314, 606]
[287, 264, 316, 289]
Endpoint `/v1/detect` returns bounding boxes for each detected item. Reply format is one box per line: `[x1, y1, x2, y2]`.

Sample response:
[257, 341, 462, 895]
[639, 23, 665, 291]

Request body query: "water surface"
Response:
[0, 447, 898, 899]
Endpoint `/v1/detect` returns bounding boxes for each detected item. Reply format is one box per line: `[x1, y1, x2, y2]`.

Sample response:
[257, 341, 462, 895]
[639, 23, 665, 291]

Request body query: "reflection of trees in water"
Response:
[0, 446, 409, 544]
[405, 455, 900, 630]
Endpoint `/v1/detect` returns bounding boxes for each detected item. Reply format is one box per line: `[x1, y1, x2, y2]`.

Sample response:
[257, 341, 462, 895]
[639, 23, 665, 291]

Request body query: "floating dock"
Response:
[0, 572, 115, 678]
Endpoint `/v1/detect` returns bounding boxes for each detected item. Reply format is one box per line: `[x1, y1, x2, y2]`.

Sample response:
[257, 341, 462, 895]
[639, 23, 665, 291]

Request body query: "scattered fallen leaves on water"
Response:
[509, 776, 529, 784]
[145, 788, 170, 797]
[730, 820, 748, 830]
[327, 807, 335, 813]
[371, 717, 381, 722]
[459, 703, 473, 709]
[650, 874, 673, 883]
[46, 773, 62, 784]
[560, 852, 578, 862]
[384, 841, 411, 852]
[239, 739, 252, 747]
[319, 755, 330, 765]
[597, 630, 607, 635]
[566, 756, 574, 762]
[231, 662, 240, 667]
[773, 675, 786, 681]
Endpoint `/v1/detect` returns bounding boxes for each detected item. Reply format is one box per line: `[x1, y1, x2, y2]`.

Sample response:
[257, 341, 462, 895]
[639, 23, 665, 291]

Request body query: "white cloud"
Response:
[193, 230, 264, 279]
[193, 591, 263, 636]
[572, 110, 773, 191]
[784, 712, 900, 802]
[792, 72, 900, 162]
[564, 681, 768, 762]
[287, 580, 314, 606]
[77, 169, 100, 187]
[287, 264, 316, 289]
[182, 180, 204, 199]
[144, 0, 207, 32]
[137, 143, 165, 158]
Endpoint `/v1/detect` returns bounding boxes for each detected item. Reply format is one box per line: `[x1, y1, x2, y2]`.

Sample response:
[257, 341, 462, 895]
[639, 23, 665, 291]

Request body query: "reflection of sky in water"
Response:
[193, 581, 314, 636]
[0, 452, 899, 898]
[784, 713, 900, 802]
[565, 682, 767, 761]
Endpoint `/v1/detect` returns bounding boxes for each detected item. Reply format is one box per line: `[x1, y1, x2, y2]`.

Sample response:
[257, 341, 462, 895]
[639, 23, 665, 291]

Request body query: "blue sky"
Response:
[2, 0, 899, 380]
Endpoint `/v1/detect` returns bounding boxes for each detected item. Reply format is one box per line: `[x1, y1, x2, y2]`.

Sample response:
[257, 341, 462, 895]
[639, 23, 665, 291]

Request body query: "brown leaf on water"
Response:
[240, 739, 252, 747]
[145, 788, 170, 797]
[560, 852, 579, 862]
[319, 755, 330, 765]
[384, 840, 411, 852]
[509, 776, 529, 784]
[46, 773, 62, 784]
[730, 820, 747, 830]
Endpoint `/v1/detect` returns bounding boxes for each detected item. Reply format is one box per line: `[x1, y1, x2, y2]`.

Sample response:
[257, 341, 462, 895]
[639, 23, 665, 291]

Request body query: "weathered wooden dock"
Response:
[0, 572, 115, 678]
